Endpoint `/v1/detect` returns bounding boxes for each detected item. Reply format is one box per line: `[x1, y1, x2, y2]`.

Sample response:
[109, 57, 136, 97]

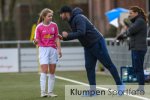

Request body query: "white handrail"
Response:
[0, 38, 149, 44]
[0, 40, 79, 44]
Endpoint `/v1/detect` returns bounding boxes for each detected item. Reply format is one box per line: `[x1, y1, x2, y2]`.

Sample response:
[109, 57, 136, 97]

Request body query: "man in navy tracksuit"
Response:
[59, 6, 124, 95]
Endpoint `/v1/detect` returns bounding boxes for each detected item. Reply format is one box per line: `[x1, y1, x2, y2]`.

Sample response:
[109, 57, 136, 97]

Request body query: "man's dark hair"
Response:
[59, 5, 72, 14]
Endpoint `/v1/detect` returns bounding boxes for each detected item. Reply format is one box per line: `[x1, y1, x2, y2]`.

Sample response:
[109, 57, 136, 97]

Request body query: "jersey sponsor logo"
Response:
[44, 34, 54, 39]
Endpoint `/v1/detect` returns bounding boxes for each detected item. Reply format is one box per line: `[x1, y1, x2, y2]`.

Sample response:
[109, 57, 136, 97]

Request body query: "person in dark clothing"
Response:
[148, 13, 150, 46]
[116, 6, 148, 90]
[59, 5, 124, 96]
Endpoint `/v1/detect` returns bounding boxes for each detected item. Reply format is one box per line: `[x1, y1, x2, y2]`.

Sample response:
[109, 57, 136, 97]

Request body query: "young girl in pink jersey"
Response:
[34, 8, 62, 97]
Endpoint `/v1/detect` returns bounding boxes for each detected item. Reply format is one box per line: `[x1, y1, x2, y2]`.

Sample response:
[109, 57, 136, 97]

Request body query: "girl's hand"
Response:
[57, 49, 62, 58]
[58, 34, 63, 40]
[33, 39, 38, 45]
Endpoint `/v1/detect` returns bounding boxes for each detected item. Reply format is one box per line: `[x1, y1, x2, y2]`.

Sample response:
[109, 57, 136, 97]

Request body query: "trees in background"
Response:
[0, 0, 16, 40]
[0, 0, 71, 40]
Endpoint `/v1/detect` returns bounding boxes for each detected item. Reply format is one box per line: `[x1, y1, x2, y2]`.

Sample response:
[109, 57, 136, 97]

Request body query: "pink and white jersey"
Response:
[34, 22, 59, 48]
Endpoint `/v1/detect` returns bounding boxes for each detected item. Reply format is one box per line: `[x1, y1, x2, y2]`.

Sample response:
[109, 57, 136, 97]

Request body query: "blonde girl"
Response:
[34, 8, 62, 97]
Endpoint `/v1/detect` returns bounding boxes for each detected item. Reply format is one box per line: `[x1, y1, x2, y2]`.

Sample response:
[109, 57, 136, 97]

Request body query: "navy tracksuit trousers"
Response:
[84, 38, 122, 87]
[131, 50, 147, 85]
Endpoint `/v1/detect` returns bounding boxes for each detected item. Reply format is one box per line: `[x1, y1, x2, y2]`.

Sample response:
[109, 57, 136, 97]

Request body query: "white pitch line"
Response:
[56, 75, 150, 100]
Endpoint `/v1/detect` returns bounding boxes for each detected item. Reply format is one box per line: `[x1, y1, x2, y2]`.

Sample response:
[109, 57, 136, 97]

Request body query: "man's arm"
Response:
[63, 16, 86, 40]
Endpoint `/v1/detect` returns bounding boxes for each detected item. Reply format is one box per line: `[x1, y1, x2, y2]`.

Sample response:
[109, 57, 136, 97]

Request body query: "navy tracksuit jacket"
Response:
[63, 7, 122, 87]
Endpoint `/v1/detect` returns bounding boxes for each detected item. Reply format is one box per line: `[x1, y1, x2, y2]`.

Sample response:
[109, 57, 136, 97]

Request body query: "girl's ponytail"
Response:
[37, 15, 43, 24]
[37, 8, 53, 25]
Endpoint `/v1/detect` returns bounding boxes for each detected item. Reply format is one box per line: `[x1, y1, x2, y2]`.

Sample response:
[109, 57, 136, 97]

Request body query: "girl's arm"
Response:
[56, 38, 62, 58]
[55, 24, 62, 58]
[33, 26, 40, 45]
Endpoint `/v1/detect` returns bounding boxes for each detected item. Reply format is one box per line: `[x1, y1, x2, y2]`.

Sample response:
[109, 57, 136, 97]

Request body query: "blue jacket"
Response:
[64, 7, 103, 48]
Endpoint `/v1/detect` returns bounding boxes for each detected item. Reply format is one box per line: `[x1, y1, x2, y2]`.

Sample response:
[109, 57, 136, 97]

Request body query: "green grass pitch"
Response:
[0, 71, 149, 100]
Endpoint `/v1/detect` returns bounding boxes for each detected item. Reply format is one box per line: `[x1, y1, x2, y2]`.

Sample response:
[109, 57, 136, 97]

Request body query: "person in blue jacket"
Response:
[59, 5, 124, 96]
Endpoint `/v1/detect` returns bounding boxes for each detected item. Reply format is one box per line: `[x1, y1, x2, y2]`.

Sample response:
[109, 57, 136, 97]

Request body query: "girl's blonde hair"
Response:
[37, 8, 53, 24]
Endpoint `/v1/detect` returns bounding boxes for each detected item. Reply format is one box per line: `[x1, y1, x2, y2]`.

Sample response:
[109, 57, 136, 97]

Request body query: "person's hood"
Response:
[69, 7, 83, 22]
[72, 7, 83, 16]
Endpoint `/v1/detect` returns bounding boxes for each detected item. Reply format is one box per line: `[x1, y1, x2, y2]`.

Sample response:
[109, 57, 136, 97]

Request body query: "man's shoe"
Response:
[117, 84, 125, 96]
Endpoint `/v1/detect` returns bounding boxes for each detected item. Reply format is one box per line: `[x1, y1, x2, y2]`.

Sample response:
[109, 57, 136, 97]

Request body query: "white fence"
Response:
[0, 48, 19, 72]
[21, 47, 85, 72]
[0, 40, 85, 73]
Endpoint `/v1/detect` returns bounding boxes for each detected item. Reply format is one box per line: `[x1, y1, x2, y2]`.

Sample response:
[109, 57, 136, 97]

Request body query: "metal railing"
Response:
[0, 40, 84, 72]
[0, 38, 150, 73]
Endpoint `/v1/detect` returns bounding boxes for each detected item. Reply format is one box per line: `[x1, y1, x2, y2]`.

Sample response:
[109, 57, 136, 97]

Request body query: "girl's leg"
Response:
[40, 64, 48, 97]
[47, 47, 58, 97]
[48, 64, 56, 94]
[39, 47, 50, 97]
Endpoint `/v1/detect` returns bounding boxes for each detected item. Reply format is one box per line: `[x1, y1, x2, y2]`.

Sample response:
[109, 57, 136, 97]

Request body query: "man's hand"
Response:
[62, 31, 68, 38]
